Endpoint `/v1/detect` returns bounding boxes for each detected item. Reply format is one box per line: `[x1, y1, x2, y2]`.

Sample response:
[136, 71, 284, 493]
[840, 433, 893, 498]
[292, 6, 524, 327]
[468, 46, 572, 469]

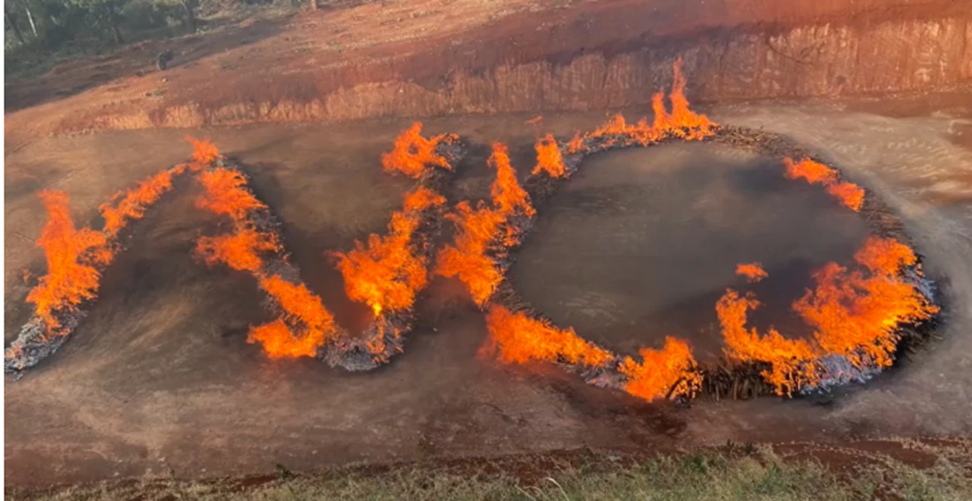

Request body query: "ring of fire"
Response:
[4, 58, 940, 406]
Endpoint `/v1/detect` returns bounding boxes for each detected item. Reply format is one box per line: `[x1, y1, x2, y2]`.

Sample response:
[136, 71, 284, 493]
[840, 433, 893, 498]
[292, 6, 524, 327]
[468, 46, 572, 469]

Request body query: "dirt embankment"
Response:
[6, 0, 972, 137]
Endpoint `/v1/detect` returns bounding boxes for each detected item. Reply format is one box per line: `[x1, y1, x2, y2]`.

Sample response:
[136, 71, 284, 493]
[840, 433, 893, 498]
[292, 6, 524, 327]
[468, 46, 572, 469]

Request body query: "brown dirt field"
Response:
[5, 0, 972, 490]
[5, 99, 972, 486]
[5, 0, 971, 141]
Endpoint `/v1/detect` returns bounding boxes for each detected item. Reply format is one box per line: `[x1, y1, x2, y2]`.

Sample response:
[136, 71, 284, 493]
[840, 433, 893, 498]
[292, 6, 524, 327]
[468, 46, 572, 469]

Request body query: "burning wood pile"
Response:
[4, 57, 940, 406]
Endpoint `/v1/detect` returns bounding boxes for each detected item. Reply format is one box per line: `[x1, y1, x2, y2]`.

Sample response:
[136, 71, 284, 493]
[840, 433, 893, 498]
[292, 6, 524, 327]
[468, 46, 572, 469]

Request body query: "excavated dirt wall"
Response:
[8, 0, 972, 136]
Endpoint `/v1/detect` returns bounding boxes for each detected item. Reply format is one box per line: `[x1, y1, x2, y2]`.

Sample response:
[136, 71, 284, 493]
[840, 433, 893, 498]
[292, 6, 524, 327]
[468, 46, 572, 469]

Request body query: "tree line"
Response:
[4, 0, 204, 54]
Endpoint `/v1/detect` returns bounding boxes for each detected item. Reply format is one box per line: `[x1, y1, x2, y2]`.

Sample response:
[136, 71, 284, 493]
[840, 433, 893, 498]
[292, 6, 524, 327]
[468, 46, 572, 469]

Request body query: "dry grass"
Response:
[12, 445, 972, 501]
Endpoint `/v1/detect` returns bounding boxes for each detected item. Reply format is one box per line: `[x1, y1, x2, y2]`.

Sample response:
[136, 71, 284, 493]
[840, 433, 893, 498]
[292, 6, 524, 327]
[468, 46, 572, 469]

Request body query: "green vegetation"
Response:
[3, 0, 302, 78]
[14, 445, 972, 501]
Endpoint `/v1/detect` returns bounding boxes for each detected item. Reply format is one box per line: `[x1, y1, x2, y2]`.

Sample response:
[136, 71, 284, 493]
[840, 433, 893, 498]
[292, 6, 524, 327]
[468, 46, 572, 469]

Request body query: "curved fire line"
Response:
[2, 146, 214, 376]
[484, 122, 941, 402]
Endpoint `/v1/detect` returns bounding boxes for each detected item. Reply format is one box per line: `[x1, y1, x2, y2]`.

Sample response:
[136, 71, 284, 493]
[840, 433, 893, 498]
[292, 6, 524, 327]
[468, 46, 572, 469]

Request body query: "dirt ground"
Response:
[5, 95, 972, 486]
[510, 142, 871, 361]
[5, 0, 969, 140]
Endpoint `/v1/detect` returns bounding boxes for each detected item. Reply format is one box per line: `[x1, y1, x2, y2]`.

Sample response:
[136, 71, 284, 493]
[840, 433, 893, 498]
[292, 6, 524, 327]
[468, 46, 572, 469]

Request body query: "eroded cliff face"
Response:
[65, 14, 970, 133]
[5, 0, 965, 136]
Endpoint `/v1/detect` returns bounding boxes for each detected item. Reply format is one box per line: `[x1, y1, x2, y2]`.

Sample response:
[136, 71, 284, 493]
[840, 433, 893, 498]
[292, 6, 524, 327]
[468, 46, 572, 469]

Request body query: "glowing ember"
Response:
[532, 134, 568, 179]
[716, 289, 819, 396]
[619, 337, 702, 401]
[100, 168, 177, 237]
[736, 263, 768, 283]
[381, 122, 458, 178]
[793, 236, 939, 368]
[483, 305, 613, 367]
[784, 157, 865, 211]
[334, 186, 445, 317]
[25, 191, 110, 333]
[195, 168, 267, 221]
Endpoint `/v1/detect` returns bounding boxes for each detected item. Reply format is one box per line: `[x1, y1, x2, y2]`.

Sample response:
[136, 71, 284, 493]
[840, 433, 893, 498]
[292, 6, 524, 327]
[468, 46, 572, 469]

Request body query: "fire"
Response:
[665, 58, 717, 140]
[619, 337, 702, 401]
[381, 122, 458, 178]
[437, 143, 534, 305]
[532, 134, 568, 179]
[736, 262, 768, 283]
[784, 157, 865, 211]
[489, 142, 535, 219]
[718, 238, 937, 395]
[583, 58, 717, 148]
[716, 289, 820, 396]
[196, 228, 280, 273]
[100, 168, 178, 237]
[186, 136, 221, 169]
[25, 191, 110, 333]
[192, 161, 340, 360]
[248, 318, 325, 360]
[793, 236, 939, 368]
[483, 305, 613, 367]
[436, 202, 508, 305]
[334, 186, 446, 317]
[195, 168, 267, 221]
[249, 275, 337, 358]
[567, 132, 585, 155]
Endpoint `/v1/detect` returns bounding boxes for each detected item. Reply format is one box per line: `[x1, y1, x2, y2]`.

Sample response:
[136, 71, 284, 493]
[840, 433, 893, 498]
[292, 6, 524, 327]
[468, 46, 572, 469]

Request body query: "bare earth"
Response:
[5, 97, 972, 485]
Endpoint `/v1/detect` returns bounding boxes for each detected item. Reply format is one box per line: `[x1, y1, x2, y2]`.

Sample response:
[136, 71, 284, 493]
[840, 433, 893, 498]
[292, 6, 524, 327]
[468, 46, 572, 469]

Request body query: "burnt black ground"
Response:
[5, 99, 972, 486]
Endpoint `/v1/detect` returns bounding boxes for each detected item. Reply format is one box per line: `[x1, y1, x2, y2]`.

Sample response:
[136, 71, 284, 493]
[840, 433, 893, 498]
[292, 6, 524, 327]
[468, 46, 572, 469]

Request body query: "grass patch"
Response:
[11, 444, 972, 501]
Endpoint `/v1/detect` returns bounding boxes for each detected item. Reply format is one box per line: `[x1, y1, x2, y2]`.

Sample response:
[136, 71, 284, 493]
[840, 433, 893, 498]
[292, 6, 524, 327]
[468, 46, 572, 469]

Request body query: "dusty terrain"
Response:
[5, 0, 972, 490]
[511, 142, 871, 361]
[5, 99, 972, 486]
[4, 0, 971, 139]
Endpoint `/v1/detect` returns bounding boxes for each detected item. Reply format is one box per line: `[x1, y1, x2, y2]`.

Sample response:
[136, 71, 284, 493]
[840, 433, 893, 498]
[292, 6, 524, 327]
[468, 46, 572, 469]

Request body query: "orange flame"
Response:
[192, 162, 340, 360]
[567, 132, 585, 155]
[483, 305, 613, 367]
[489, 142, 535, 219]
[584, 58, 717, 148]
[619, 337, 702, 401]
[784, 158, 865, 211]
[437, 144, 534, 305]
[196, 228, 280, 273]
[25, 191, 110, 332]
[736, 262, 768, 283]
[666, 57, 716, 141]
[381, 122, 458, 178]
[186, 136, 221, 170]
[716, 288, 820, 396]
[436, 202, 508, 305]
[100, 168, 177, 237]
[532, 134, 568, 179]
[334, 186, 446, 317]
[250, 275, 338, 358]
[793, 236, 938, 368]
[195, 168, 267, 221]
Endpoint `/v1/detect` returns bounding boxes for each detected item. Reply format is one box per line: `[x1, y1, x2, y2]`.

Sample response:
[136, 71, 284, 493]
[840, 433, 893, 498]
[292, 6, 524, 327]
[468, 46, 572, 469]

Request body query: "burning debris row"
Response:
[465, 59, 941, 402]
[194, 124, 464, 371]
[328, 126, 464, 370]
[3, 139, 220, 375]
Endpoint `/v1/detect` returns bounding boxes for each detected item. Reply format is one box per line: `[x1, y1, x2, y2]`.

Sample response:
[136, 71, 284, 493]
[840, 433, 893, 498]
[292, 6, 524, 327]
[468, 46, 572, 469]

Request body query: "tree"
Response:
[4, 4, 27, 44]
[179, 0, 196, 32]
